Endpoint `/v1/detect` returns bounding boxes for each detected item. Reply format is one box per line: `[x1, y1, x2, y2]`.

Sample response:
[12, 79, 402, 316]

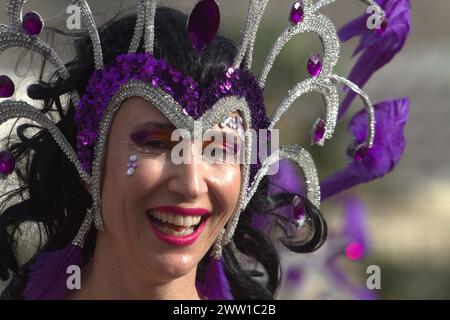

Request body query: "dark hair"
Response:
[0, 7, 326, 299]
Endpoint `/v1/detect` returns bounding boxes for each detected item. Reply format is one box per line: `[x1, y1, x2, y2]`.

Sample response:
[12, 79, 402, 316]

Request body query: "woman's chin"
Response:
[144, 252, 199, 279]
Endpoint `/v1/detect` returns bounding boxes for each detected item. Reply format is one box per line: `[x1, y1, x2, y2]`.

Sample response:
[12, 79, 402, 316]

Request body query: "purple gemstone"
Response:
[127, 162, 138, 169]
[0, 75, 15, 98]
[22, 11, 44, 37]
[187, 0, 220, 52]
[354, 144, 368, 162]
[0, 151, 16, 176]
[375, 17, 389, 35]
[290, 1, 304, 25]
[292, 195, 305, 223]
[311, 118, 325, 144]
[307, 52, 322, 77]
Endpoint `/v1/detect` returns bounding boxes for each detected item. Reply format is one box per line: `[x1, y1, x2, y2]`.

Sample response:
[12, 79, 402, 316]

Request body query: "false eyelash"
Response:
[128, 140, 170, 155]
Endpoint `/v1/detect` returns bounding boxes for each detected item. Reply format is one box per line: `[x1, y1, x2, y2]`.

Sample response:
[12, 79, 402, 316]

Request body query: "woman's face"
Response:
[99, 96, 242, 282]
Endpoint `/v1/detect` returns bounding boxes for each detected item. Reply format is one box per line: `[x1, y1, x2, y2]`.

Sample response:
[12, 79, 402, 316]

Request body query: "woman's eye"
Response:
[134, 139, 172, 154]
[129, 129, 174, 154]
[203, 140, 240, 163]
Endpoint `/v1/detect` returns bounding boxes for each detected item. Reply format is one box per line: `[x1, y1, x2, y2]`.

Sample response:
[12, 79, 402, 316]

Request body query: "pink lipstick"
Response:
[152, 206, 210, 216]
[146, 206, 210, 246]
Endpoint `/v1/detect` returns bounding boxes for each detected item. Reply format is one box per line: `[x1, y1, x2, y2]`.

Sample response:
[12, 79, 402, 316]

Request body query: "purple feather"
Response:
[326, 260, 378, 300]
[342, 197, 370, 253]
[196, 256, 233, 300]
[23, 243, 83, 300]
[337, 0, 411, 119]
[320, 98, 410, 200]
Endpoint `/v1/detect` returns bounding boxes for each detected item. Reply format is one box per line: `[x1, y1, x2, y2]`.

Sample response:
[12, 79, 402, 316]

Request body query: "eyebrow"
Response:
[131, 121, 176, 132]
[132, 121, 240, 134]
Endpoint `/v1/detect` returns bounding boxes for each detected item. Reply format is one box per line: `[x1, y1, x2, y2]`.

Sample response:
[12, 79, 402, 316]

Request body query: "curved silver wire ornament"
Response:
[72, 208, 94, 247]
[242, 144, 320, 210]
[6, 0, 27, 33]
[0, 100, 91, 185]
[217, 144, 321, 258]
[311, 0, 383, 14]
[211, 228, 226, 260]
[143, 0, 158, 54]
[128, 0, 147, 53]
[329, 74, 375, 148]
[1, 1, 81, 106]
[0, 31, 69, 79]
[72, 0, 103, 70]
[233, 0, 270, 70]
[253, 0, 382, 149]
[258, 12, 340, 88]
[128, 0, 158, 54]
[268, 77, 340, 146]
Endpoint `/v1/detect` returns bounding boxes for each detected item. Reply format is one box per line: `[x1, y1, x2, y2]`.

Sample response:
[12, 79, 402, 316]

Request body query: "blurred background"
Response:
[1, 0, 449, 299]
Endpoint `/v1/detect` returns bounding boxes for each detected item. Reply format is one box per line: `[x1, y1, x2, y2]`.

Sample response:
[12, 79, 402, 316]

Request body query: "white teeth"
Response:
[175, 215, 183, 226]
[184, 216, 193, 227]
[154, 223, 195, 236]
[150, 210, 202, 227]
[192, 216, 202, 225]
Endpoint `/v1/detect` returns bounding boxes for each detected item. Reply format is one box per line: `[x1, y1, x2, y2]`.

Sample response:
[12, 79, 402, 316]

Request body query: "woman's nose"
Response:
[167, 144, 208, 200]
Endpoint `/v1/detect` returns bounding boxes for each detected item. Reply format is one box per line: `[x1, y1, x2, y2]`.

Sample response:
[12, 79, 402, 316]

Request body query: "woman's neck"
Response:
[66, 237, 202, 300]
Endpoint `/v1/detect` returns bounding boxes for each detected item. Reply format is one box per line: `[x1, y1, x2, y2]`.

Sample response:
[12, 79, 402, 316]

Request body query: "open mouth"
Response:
[146, 210, 209, 238]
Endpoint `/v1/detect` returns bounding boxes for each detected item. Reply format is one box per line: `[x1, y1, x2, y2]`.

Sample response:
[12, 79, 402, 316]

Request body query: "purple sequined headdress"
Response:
[0, 0, 409, 300]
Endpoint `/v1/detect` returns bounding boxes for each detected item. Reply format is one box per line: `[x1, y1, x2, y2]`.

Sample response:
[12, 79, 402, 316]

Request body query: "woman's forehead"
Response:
[120, 96, 243, 133]
[120, 97, 173, 127]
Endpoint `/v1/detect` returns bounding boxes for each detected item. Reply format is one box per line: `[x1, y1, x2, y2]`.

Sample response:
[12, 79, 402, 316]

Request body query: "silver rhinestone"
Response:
[127, 167, 135, 176]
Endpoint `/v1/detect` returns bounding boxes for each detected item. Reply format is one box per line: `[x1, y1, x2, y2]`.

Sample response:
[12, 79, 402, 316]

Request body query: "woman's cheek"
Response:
[212, 164, 240, 190]
[203, 166, 241, 252]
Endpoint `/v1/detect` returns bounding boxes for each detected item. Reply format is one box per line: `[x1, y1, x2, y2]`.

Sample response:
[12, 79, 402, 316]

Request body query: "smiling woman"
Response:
[0, 2, 335, 300]
[67, 95, 242, 299]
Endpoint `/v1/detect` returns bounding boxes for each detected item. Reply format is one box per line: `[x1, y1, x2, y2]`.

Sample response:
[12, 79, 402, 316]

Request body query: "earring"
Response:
[126, 154, 138, 176]
[198, 227, 234, 300]
[211, 228, 226, 260]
